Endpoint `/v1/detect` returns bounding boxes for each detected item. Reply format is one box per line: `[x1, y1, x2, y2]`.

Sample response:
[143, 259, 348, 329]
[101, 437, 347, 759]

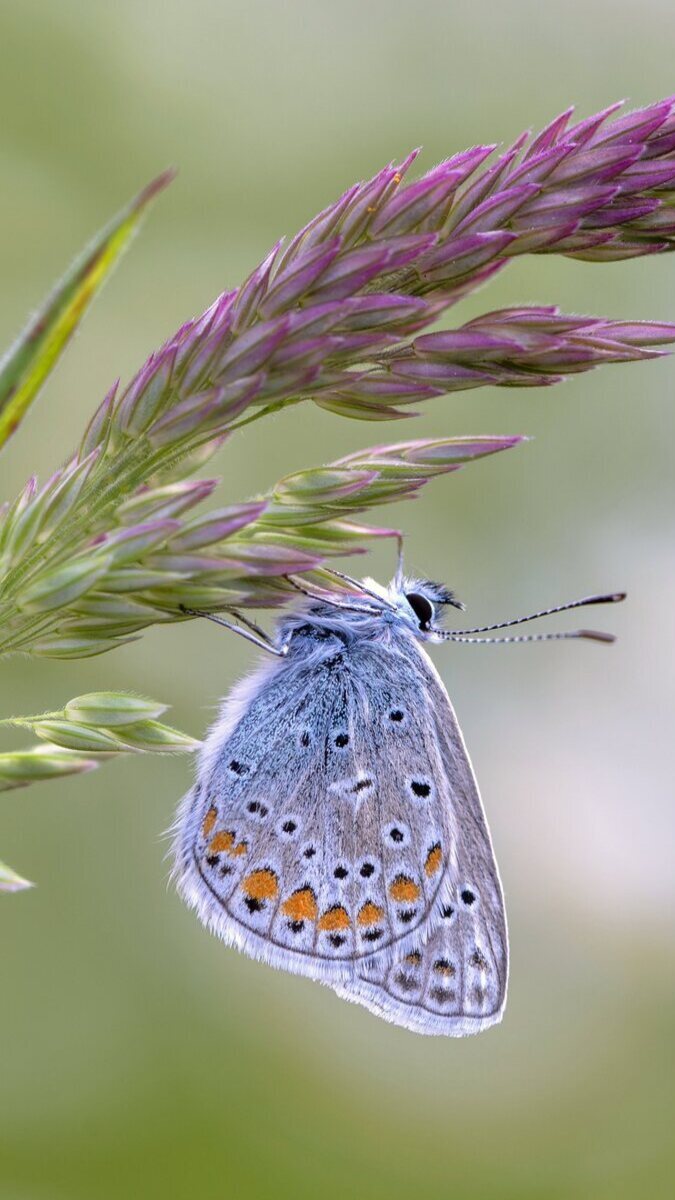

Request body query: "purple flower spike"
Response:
[116, 343, 180, 435]
[381, 233, 438, 270]
[313, 372, 442, 422]
[5, 94, 675, 660]
[215, 319, 290, 381]
[97, 93, 675, 450]
[419, 231, 517, 282]
[590, 320, 675, 346]
[284, 301, 350, 339]
[331, 167, 404, 246]
[149, 377, 262, 446]
[389, 359, 499, 388]
[454, 183, 541, 235]
[381, 305, 675, 393]
[231, 240, 284, 331]
[94, 521, 180, 565]
[599, 99, 672, 144]
[270, 336, 344, 372]
[118, 479, 219, 524]
[433, 144, 497, 189]
[168, 502, 268, 551]
[221, 543, 324, 576]
[336, 435, 525, 473]
[339, 295, 430, 332]
[565, 101, 624, 146]
[522, 107, 575, 160]
[507, 142, 575, 188]
[309, 244, 391, 302]
[78, 381, 118, 461]
[415, 330, 528, 358]
[260, 240, 342, 317]
[277, 185, 360, 272]
[370, 173, 463, 236]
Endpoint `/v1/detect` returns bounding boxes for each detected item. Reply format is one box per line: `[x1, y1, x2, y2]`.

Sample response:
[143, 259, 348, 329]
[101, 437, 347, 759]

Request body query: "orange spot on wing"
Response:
[424, 844, 442, 877]
[242, 868, 279, 901]
[208, 829, 247, 858]
[318, 905, 351, 932]
[209, 830, 235, 854]
[389, 875, 420, 903]
[357, 901, 384, 927]
[202, 806, 217, 837]
[282, 887, 318, 922]
[434, 960, 455, 977]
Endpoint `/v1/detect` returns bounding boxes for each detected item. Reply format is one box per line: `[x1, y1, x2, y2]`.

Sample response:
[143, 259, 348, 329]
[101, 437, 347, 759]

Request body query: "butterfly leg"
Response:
[319, 567, 389, 607]
[178, 605, 287, 656]
[227, 609, 275, 641]
[285, 575, 381, 616]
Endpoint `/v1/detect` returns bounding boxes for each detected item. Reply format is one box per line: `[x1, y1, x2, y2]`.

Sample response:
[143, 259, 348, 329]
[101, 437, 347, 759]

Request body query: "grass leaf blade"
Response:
[0, 170, 174, 452]
[0, 859, 34, 893]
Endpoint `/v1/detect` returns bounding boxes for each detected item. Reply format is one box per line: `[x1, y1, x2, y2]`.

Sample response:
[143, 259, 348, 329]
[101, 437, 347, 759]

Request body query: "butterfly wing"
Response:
[172, 623, 460, 984]
[334, 907, 507, 1036]
[334, 638, 508, 1034]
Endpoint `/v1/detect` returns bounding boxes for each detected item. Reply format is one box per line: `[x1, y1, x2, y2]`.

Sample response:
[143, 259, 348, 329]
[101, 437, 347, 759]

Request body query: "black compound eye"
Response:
[405, 592, 434, 629]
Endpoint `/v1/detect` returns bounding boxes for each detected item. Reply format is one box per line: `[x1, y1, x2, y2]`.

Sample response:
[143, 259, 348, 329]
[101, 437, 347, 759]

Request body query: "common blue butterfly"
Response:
[172, 551, 623, 1035]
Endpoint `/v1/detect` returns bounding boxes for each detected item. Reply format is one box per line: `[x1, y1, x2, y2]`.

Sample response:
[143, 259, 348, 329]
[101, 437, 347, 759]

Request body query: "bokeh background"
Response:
[1, 2, 674, 1197]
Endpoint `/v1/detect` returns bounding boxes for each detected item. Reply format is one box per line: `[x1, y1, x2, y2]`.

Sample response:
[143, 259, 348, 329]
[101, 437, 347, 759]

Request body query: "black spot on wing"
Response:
[228, 759, 249, 776]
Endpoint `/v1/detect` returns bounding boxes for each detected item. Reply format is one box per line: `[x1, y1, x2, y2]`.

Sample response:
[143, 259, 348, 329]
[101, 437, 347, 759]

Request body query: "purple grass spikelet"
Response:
[0, 95, 673, 665]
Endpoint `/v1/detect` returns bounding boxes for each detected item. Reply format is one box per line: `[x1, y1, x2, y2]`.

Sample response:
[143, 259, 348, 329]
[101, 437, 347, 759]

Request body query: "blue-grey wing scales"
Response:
[334, 637, 508, 1034]
[172, 619, 460, 984]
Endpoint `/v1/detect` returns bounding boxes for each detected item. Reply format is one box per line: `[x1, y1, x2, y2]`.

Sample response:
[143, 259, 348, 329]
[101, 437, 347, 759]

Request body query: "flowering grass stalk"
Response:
[0, 859, 34, 893]
[0, 691, 198, 784]
[0, 691, 199, 886]
[0, 172, 173, 451]
[1, 690, 199, 757]
[2, 96, 675, 885]
[2, 95, 675, 662]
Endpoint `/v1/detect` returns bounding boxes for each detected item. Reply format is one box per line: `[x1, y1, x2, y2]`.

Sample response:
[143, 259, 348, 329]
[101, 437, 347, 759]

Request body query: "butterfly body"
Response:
[173, 574, 508, 1035]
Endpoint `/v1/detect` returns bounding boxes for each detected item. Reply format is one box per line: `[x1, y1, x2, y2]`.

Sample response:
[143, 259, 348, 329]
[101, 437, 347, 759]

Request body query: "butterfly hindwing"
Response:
[334, 895, 507, 1036]
[333, 638, 508, 1034]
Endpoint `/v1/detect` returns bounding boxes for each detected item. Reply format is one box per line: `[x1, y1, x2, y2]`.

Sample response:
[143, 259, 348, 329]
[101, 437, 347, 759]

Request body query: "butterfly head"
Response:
[402, 579, 465, 629]
[281, 566, 624, 649]
[358, 574, 465, 640]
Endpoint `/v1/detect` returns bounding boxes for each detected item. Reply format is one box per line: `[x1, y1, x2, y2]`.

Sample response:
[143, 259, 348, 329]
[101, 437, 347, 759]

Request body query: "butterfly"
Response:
[172, 549, 623, 1036]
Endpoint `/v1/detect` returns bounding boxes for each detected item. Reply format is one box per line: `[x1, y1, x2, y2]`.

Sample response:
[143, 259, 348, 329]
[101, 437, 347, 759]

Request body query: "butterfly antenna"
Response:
[443, 629, 616, 645]
[444, 591, 626, 635]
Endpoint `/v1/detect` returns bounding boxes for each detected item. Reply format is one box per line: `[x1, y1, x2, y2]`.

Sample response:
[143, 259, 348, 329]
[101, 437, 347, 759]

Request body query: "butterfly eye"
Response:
[405, 591, 434, 630]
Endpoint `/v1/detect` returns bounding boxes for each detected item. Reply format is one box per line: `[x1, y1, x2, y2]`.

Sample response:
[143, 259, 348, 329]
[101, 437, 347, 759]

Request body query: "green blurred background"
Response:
[1, 2, 674, 1196]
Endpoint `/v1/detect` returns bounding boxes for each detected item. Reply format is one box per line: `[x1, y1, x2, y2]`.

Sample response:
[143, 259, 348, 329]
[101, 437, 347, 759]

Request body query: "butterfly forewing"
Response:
[172, 622, 459, 982]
